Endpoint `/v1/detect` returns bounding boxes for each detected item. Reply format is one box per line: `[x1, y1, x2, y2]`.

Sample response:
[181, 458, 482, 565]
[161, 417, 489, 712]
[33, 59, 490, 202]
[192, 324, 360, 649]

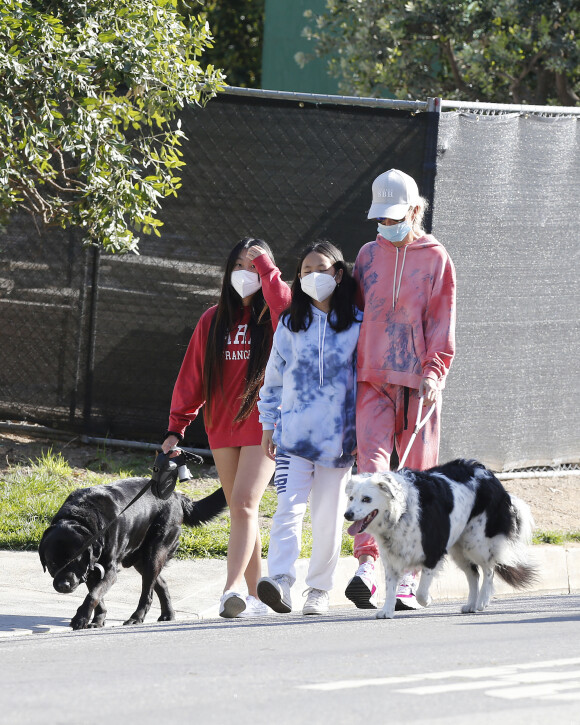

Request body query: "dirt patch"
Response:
[1, 431, 578, 533]
[0, 431, 221, 487]
[501, 476, 579, 533]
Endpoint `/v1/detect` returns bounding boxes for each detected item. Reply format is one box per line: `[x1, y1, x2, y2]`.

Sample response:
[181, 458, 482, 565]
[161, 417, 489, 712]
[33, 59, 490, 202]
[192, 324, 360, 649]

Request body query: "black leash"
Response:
[51, 449, 203, 581]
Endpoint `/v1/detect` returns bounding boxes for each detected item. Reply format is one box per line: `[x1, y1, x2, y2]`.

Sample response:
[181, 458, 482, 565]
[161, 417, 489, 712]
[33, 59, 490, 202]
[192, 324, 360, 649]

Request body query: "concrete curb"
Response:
[0, 545, 578, 637]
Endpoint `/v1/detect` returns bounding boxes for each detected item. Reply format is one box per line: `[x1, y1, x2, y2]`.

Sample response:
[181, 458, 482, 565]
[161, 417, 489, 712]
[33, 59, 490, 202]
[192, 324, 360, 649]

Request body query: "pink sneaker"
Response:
[395, 571, 421, 610]
[345, 562, 378, 609]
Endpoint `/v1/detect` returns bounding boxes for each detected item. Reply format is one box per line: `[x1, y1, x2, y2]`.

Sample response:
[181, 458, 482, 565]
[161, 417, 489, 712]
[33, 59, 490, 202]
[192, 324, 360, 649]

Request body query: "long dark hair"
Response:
[202, 237, 275, 426]
[284, 241, 359, 333]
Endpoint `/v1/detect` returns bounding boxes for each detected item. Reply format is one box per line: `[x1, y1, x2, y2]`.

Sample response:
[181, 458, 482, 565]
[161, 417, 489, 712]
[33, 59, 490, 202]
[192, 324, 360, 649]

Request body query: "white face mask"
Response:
[300, 272, 337, 302]
[231, 270, 261, 298]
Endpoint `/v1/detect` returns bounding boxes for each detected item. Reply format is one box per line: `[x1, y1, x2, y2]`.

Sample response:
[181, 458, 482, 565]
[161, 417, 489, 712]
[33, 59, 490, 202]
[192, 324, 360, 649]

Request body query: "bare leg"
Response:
[213, 445, 274, 598]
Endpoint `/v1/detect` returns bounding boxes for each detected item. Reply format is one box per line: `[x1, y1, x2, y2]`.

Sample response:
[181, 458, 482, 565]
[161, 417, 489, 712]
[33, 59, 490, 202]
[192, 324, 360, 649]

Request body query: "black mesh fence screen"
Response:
[0, 93, 433, 449]
[433, 113, 580, 470]
[0, 229, 89, 429]
[2, 95, 578, 469]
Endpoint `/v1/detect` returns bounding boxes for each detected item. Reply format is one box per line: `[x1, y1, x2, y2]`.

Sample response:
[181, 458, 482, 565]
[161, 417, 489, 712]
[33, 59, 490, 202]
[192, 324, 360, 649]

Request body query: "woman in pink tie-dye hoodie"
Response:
[345, 169, 456, 612]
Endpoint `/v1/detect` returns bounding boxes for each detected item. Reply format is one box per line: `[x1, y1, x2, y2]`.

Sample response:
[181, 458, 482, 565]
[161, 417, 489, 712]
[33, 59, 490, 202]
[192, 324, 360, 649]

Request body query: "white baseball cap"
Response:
[367, 168, 420, 220]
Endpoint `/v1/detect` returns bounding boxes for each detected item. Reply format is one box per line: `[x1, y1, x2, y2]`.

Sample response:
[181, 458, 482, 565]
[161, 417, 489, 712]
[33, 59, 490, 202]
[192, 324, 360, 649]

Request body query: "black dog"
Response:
[39, 478, 226, 630]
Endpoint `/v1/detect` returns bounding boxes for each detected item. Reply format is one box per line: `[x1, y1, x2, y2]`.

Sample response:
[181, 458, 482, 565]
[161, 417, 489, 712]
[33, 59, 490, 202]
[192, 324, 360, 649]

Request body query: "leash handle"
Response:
[397, 395, 436, 471]
[163, 448, 204, 488]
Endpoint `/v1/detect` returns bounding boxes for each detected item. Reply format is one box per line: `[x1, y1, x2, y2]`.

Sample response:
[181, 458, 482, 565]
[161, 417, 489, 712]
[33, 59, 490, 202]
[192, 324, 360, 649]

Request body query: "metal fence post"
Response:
[82, 245, 101, 432]
[423, 97, 442, 233]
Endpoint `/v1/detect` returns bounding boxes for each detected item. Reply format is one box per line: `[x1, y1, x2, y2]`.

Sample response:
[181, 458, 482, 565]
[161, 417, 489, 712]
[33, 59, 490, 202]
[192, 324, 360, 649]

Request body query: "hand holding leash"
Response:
[419, 377, 438, 406]
[161, 434, 180, 454]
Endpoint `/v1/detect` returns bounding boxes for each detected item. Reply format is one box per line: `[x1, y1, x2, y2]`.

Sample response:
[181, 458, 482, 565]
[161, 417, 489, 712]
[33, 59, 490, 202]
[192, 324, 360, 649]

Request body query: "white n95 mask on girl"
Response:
[300, 272, 337, 302]
[231, 270, 262, 298]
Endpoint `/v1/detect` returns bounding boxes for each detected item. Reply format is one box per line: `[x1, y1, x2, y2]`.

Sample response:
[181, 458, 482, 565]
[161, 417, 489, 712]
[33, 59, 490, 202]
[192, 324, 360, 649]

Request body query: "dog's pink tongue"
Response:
[347, 520, 363, 536]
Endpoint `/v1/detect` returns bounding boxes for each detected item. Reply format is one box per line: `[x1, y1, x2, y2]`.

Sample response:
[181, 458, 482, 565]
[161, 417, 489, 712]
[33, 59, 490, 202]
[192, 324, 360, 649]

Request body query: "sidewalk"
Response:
[1, 546, 578, 637]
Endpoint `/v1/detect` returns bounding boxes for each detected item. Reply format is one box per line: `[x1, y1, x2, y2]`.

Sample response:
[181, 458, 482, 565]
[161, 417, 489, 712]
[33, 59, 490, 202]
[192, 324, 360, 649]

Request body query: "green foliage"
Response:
[198, 0, 265, 88]
[0, 0, 225, 253]
[533, 530, 580, 545]
[177, 509, 231, 558]
[0, 450, 81, 549]
[300, 0, 580, 105]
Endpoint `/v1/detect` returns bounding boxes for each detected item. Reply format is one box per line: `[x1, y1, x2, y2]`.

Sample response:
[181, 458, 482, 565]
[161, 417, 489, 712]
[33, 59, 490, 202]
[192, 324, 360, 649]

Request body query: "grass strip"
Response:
[0, 450, 355, 558]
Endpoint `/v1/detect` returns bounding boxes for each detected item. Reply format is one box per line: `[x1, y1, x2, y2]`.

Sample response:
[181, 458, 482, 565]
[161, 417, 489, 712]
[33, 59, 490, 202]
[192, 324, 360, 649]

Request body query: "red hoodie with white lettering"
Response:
[167, 253, 291, 449]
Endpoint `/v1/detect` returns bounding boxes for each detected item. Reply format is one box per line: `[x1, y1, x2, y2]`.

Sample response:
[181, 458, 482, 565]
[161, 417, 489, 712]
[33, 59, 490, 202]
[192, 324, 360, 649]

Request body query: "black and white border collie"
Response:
[345, 459, 538, 619]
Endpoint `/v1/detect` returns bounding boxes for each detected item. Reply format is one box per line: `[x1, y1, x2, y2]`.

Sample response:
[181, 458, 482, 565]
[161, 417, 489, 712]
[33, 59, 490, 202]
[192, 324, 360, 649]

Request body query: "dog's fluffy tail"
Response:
[181, 487, 227, 527]
[510, 494, 535, 546]
[495, 494, 539, 589]
[495, 562, 538, 589]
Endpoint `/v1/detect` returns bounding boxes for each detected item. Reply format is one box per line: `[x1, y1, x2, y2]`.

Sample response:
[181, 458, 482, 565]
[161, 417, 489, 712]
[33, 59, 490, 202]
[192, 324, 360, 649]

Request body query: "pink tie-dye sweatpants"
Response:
[353, 381, 441, 560]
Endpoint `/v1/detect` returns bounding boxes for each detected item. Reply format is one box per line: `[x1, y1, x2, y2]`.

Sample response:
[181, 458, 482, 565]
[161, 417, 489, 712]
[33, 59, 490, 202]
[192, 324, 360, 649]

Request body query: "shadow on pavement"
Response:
[0, 614, 71, 632]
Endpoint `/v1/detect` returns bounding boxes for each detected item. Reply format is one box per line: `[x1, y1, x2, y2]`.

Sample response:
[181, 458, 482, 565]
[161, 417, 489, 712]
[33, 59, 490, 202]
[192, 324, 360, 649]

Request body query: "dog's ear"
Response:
[347, 473, 372, 497]
[374, 473, 406, 522]
[375, 472, 394, 493]
[38, 526, 55, 572]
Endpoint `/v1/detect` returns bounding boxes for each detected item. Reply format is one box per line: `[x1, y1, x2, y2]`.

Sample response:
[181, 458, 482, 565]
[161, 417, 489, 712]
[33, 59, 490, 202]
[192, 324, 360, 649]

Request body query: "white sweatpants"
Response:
[267, 451, 351, 592]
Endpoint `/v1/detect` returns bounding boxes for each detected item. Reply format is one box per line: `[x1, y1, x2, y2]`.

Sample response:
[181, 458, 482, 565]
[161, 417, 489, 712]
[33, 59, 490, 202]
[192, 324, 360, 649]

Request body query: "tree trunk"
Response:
[555, 73, 579, 106]
[534, 68, 552, 105]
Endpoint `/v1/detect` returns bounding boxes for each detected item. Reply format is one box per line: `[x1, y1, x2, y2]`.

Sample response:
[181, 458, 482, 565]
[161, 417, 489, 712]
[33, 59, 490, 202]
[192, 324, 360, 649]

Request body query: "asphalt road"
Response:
[1, 594, 579, 725]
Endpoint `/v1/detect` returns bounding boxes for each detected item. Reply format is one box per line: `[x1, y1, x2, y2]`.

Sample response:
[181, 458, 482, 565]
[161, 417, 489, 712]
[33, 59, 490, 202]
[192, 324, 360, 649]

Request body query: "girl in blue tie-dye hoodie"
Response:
[257, 241, 361, 616]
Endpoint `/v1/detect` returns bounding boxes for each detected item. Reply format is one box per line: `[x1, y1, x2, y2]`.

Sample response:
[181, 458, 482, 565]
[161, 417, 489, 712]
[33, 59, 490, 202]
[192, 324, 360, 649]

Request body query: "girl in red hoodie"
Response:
[162, 238, 291, 618]
[345, 169, 456, 611]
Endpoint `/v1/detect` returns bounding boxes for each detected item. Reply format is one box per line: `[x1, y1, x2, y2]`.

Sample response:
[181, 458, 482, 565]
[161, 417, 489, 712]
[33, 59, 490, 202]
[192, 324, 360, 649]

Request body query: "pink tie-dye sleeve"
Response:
[422, 254, 456, 384]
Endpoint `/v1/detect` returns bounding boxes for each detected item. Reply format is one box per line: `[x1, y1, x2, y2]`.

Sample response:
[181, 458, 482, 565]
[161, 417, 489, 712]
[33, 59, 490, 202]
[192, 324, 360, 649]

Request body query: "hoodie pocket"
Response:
[359, 320, 421, 375]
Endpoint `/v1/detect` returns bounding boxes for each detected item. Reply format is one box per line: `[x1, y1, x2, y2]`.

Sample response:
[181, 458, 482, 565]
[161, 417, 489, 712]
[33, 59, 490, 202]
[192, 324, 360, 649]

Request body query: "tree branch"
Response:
[441, 38, 471, 95]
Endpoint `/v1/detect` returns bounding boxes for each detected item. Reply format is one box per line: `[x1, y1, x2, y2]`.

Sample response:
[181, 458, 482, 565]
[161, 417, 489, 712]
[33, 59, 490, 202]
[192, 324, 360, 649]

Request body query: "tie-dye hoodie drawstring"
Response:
[392, 245, 408, 309]
[317, 313, 328, 387]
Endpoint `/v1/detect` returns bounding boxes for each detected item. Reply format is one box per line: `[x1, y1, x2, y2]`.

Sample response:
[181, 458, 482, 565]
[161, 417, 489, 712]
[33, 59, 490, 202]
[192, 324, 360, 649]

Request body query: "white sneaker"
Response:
[302, 587, 329, 615]
[257, 575, 292, 613]
[236, 595, 269, 618]
[219, 590, 246, 618]
[345, 562, 379, 609]
[395, 571, 421, 610]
